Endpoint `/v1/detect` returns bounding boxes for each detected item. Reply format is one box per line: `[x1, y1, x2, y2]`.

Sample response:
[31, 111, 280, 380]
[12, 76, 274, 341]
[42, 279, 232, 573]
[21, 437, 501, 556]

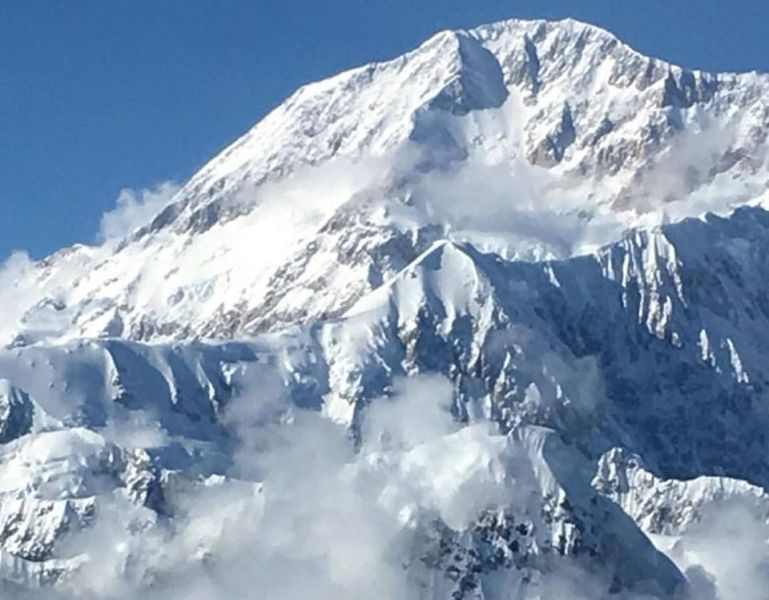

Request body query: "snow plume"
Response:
[410, 156, 600, 259]
[400, 118, 763, 262]
[396, 145, 654, 260]
[98, 181, 179, 244]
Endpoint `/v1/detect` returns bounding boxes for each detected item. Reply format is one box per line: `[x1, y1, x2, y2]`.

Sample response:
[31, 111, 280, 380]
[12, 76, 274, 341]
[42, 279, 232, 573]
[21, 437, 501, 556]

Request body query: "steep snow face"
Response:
[168, 17, 769, 230]
[8, 18, 769, 346]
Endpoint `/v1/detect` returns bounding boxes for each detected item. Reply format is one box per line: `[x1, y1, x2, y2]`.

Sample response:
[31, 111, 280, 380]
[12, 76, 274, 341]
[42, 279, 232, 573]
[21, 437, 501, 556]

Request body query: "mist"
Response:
[0, 374, 642, 600]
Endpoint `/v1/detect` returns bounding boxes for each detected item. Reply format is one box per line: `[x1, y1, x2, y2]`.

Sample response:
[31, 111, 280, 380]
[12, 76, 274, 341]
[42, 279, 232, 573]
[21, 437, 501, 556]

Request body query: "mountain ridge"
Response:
[6, 16, 769, 348]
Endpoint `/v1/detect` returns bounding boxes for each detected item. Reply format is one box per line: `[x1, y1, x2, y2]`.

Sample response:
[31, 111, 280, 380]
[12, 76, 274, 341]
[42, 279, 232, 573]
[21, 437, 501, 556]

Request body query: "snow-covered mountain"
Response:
[9, 18, 769, 348]
[3, 16, 769, 600]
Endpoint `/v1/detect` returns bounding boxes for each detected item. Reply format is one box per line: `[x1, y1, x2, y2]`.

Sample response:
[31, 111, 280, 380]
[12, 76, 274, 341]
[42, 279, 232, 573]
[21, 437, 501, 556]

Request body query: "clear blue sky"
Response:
[3, 0, 769, 259]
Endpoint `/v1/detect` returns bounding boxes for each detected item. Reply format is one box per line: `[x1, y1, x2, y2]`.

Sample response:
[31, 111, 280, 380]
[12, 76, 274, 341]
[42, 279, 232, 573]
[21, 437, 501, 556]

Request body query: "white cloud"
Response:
[98, 181, 179, 244]
[0, 180, 179, 348]
[0, 251, 37, 346]
[9, 370, 765, 600]
[30, 375, 537, 600]
[663, 499, 769, 600]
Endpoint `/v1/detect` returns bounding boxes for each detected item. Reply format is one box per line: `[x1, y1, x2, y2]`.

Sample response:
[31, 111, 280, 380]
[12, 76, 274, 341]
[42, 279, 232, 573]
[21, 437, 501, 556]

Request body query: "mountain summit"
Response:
[8, 18, 769, 348]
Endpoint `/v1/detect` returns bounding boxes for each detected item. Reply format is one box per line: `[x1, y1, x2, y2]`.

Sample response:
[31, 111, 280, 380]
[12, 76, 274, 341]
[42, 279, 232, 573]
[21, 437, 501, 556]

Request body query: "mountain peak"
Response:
[8, 17, 769, 347]
[416, 29, 508, 116]
[134, 17, 763, 243]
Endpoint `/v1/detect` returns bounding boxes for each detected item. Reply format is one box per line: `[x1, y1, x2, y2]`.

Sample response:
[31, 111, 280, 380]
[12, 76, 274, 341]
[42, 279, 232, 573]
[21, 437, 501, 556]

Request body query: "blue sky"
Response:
[3, 0, 769, 259]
